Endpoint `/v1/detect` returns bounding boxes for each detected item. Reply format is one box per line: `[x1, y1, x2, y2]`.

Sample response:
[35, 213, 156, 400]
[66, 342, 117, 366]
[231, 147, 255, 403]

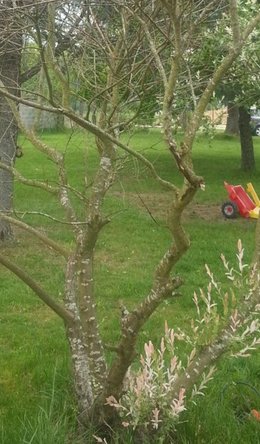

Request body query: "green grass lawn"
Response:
[1, 130, 260, 443]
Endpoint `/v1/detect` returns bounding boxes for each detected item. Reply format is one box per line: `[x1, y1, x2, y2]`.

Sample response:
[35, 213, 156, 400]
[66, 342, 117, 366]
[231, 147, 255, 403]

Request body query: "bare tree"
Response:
[0, 0, 259, 434]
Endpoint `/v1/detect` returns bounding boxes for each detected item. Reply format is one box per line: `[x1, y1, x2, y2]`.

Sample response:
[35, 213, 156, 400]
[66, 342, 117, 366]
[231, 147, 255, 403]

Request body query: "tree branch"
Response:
[0, 254, 75, 326]
[0, 213, 69, 258]
[0, 87, 177, 192]
[229, 0, 241, 48]
[0, 161, 59, 194]
[20, 2, 89, 84]
[102, 276, 183, 403]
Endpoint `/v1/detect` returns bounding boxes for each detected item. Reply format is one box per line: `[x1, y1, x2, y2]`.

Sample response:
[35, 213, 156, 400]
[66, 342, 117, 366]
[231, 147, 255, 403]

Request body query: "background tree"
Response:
[219, 39, 260, 171]
[179, 0, 260, 171]
[226, 102, 240, 135]
[218, 0, 260, 170]
[0, 0, 87, 241]
[0, 1, 23, 240]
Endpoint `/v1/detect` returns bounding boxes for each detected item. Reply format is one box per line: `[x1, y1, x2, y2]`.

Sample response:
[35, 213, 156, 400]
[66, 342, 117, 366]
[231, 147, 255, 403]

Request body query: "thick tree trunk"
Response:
[64, 249, 108, 424]
[64, 257, 93, 423]
[225, 102, 239, 135]
[239, 105, 255, 171]
[0, 4, 22, 241]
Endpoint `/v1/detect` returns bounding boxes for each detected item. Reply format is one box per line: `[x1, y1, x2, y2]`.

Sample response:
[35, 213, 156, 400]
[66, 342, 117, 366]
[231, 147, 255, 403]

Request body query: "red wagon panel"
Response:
[224, 182, 256, 217]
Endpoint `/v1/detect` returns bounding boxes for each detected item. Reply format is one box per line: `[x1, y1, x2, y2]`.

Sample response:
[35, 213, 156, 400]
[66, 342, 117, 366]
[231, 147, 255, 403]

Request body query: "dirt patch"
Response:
[112, 191, 226, 222]
[185, 203, 222, 222]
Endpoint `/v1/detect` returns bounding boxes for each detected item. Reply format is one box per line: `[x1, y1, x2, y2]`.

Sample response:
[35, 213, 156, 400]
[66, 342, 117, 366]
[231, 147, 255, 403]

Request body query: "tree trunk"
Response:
[239, 105, 255, 172]
[64, 248, 108, 424]
[64, 256, 93, 424]
[225, 102, 239, 135]
[0, 4, 22, 241]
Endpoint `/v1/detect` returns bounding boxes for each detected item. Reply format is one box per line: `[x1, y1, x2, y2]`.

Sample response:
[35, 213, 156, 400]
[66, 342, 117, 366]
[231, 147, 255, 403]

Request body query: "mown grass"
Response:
[1, 129, 260, 443]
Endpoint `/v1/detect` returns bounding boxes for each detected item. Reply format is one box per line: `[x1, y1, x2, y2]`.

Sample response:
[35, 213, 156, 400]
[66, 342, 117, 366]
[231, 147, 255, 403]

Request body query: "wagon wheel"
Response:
[221, 201, 238, 219]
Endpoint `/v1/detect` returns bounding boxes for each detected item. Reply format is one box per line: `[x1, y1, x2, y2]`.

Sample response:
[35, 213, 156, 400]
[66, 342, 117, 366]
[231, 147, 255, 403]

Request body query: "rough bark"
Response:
[225, 102, 239, 135]
[239, 105, 255, 171]
[58, 144, 109, 413]
[0, 3, 22, 241]
[75, 249, 107, 394]
[64, 256, 94, 422]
